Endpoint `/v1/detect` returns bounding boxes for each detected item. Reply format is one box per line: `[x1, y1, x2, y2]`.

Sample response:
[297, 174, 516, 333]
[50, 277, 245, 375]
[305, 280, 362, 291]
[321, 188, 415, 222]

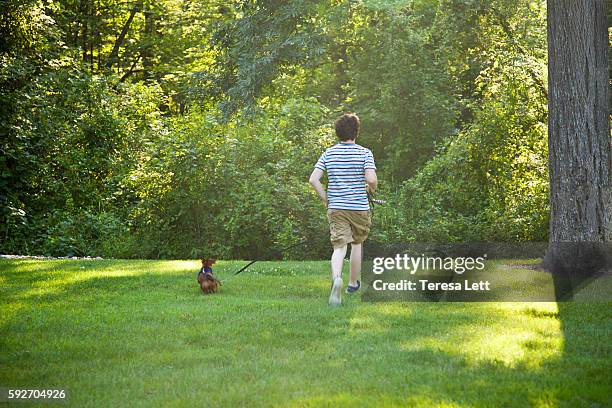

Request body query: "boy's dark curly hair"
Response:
[334, 113, 360, 141]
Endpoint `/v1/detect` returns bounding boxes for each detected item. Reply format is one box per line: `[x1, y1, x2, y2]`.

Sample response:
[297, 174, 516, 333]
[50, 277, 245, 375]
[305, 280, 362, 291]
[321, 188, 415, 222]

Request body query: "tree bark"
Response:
[545, 0, 611, 296]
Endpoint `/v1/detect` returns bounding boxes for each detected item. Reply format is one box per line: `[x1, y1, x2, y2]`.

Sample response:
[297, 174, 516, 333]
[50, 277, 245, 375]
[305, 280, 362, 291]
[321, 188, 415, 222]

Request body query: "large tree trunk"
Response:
[545, 0, 611, 298]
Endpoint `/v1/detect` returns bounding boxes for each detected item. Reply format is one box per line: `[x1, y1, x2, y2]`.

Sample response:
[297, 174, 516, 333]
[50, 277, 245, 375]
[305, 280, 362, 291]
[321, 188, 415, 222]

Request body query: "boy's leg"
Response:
[327, 209, 351, 305]
[329, 245, 347, 306]
[349, 242, 362, 286]
[331, 245, 347, 280]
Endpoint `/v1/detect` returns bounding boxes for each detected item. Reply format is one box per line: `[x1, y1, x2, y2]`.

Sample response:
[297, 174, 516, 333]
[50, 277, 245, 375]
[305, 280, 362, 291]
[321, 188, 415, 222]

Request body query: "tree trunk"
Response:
[141, 2, 154, 81]
[81, 0, 88, 65]
[545, 0, 611, 297]
[105, 2, 141, 70]
[89, 3, 94, 73]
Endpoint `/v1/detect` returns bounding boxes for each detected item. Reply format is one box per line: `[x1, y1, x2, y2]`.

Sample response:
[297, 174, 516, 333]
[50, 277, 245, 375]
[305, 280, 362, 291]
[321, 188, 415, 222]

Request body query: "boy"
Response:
[309, 113, 377, 306]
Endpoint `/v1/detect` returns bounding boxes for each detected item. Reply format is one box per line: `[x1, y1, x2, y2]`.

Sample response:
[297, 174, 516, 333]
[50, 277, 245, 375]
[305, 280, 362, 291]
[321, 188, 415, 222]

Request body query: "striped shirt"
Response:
[315, 142, 376, 211]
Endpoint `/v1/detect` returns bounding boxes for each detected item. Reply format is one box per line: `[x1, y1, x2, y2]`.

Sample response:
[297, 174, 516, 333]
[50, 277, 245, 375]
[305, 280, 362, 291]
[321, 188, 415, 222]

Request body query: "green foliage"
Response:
[370, 0, 549, 243]
[1, 0, 553, 258]
[41, 209, 133, 257]
[210, 0, 327, 117]
[347, 3, 457, 179]
[372, 133, 486, 243]
[121, 98, 334, 259]
[0, 52, 166, 256]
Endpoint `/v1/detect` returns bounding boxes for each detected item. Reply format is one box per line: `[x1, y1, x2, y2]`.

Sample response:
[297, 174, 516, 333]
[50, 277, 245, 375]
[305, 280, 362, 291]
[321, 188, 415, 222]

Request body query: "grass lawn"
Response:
[1, 259, 610, 407]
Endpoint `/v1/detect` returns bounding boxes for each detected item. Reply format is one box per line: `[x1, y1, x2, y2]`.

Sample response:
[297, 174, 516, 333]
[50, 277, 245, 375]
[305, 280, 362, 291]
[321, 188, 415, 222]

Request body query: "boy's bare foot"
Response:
[329, 277, 343, 306]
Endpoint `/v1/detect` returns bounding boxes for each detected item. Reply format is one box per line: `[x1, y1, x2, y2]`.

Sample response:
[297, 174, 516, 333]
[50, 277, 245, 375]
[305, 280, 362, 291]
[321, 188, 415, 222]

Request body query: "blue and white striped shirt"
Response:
[315, 142, 376, 211]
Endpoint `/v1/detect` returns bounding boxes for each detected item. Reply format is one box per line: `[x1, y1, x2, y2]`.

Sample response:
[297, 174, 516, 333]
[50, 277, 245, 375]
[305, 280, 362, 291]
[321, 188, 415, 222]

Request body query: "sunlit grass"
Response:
[1, 259, 610, 407]
[396, 303, 563, 368]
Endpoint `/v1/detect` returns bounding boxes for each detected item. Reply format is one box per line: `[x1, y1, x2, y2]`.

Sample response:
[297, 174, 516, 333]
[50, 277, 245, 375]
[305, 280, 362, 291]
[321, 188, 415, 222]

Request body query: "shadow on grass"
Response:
[280, 303, 610, 407]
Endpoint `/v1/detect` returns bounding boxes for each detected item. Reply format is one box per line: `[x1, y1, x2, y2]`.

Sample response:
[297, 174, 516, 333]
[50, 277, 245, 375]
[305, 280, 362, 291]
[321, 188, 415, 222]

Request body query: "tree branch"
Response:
[118, 55, 142, 83]
[105, 2, 141, 70]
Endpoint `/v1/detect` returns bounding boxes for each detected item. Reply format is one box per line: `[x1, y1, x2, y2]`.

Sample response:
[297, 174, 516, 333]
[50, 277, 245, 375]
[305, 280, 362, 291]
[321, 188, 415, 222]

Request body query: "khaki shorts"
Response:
[327, 209, 372, 249]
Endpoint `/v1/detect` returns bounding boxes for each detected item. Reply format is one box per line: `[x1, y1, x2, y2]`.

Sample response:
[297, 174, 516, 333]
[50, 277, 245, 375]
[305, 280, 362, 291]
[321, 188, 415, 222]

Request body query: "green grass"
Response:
[0, 259, 610, 407]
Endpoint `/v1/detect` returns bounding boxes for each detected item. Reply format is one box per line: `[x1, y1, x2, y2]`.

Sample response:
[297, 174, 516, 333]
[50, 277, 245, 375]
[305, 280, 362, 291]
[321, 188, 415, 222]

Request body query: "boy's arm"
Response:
[309, 168, 327, 206]
[365, 168, 378, 193]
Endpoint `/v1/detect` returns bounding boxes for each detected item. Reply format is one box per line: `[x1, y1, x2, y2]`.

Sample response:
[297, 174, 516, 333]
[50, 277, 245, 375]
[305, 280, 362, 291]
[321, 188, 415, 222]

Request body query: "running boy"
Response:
[309, 113, 377, 306]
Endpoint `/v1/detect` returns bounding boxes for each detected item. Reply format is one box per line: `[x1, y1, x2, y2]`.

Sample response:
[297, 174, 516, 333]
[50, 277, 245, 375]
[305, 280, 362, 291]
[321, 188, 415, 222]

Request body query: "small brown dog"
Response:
[197, 258, 220, 294]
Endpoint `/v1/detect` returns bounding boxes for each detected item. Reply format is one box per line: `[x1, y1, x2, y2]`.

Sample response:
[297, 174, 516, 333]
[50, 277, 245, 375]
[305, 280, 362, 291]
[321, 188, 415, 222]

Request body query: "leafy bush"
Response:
[375, 47, 549, 243]
[40, 209, 133, 257]
[1, 56, 166, 256]
[121, 97, 335, 259]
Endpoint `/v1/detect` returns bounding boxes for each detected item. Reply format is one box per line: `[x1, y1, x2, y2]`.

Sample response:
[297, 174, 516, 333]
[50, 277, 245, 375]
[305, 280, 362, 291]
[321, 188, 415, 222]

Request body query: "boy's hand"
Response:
[365, 184, 374, 194]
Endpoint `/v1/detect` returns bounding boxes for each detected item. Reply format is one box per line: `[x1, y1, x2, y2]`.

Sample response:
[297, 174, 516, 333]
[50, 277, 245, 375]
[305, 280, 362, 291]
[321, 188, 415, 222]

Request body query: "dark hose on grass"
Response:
[221, 239, 309, 282]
